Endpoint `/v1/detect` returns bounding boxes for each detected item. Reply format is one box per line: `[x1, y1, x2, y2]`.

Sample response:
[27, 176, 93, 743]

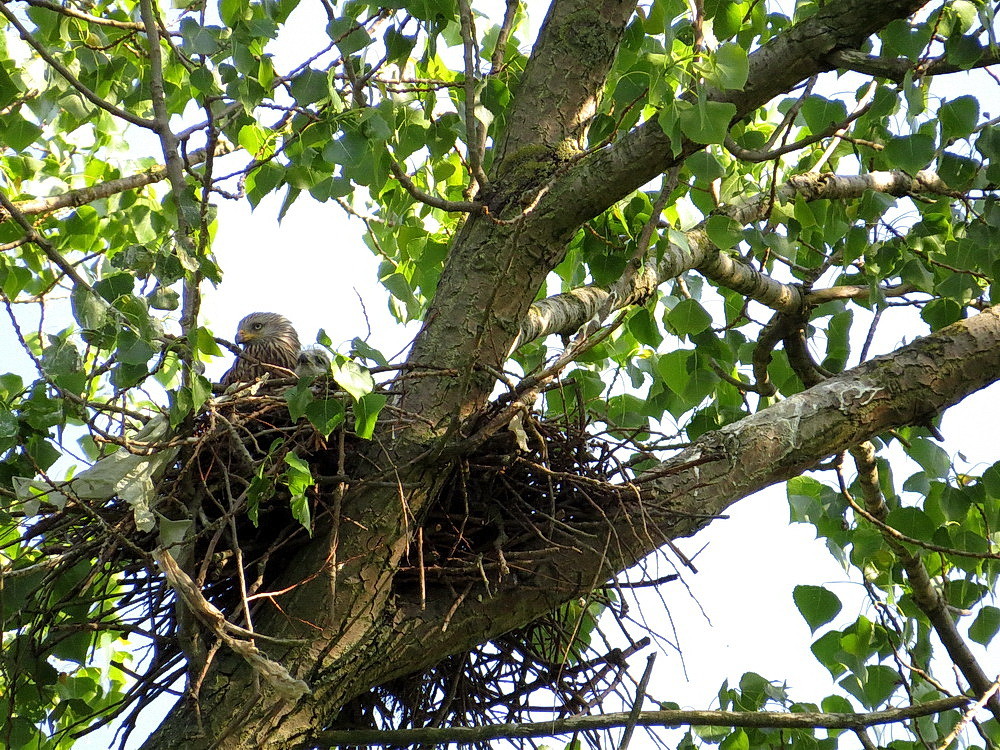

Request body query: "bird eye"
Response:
[252, 322, 263, 330]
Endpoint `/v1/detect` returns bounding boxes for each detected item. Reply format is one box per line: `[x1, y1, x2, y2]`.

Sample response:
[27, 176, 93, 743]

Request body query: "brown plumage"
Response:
[221, 312, 301, 386]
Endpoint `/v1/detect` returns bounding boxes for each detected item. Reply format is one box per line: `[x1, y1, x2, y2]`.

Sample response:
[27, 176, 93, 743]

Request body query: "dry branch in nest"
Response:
[6, 383, 674, 746]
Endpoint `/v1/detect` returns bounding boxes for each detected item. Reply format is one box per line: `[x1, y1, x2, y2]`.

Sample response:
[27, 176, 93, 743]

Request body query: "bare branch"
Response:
[138, 0, 201, 389]
[15, 0, 169, 32]
[490, 0, 519, 73]
[936, 678, 1000, 750]
[388, 159, 484, 213]
[457, 0, 489, 193]
[312, 696, 970, 746]
[0, 189, 96, 293]
[516, 168, 959, 347]
[723, 92, 873, 163]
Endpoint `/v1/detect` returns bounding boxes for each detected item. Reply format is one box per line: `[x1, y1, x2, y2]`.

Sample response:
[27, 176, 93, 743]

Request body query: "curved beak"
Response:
[235, 329, 255, 346]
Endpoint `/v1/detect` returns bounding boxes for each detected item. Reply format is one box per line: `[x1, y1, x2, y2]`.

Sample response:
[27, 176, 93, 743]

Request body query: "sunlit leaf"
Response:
[793, 585, 842, 633]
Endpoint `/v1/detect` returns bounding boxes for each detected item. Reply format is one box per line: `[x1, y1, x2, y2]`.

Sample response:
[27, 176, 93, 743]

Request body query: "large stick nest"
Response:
[7, 384, 670, 747]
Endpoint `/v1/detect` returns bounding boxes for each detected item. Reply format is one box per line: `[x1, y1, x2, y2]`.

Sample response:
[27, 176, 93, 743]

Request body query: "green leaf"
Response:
[800, 96, 848, 134]
[945, 33, 983, 69]
[290, 68, 329, 105]
[719, 729, 749, 750]
[1, 265, 32, 298]
[238, 124, 274, 158]
[885, 506, 936, 542]
[938, 96, 979, 142]
[883, 134, 935, 174]
[353, 392, 386, 439]
[627, 308, 662, 348]
[839, 665, 900, 709]
[4, 115, 43, 152]
[71, 287, 110, 330]
[290, 491, 311, 533]
[350, 338, 390, 366]
[116, 332, 154, 366]
[969, 606, 1000, 646]
[666, 298, 712, 336]
[679, 100, 736, 145]
[686, 151, 725, 181]
[329, 18, 371, 56]
[191, 374, 212, 412]
[920, 298, 963, 330]
[332, 358, 374, 401]
[283, 453, 313, 532]
[793, 585, 842, 633]
[179, 17, 222, 55]
[821, 694, 853, 714]
[305, 398, 345, 437]
[0, 408, 18, 452]
[147, 285, 180, 311]
[27, 434, 60, 470]
[906, 437, 951, 478]
[284, 381, 315, 420]
[711, 44, 748, 90]
[194, 327, 223, 357]
[706, 215, 743, 250]
[219, 0, 249, 26]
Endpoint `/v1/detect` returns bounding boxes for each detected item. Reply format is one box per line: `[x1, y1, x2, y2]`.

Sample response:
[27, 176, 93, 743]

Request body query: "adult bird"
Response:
[221, 312, 301, 386]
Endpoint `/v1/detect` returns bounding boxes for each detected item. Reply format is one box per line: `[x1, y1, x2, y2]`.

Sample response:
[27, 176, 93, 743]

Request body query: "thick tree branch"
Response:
[543, 0, 931, 234]
[406, 305, 1000, 671]
[282, 305, 1000, 746]
[184, 306, 1000, 749]
[724, 169, 959, 225]
[491, 0, 635, 167]
[143, 300, 1000, 749]
[401, 0, 932, 431]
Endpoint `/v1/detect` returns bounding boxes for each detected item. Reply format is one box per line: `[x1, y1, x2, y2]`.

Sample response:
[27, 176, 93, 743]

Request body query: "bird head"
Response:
[234, 312, 299, 350]
[296, 346, 332, 379]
